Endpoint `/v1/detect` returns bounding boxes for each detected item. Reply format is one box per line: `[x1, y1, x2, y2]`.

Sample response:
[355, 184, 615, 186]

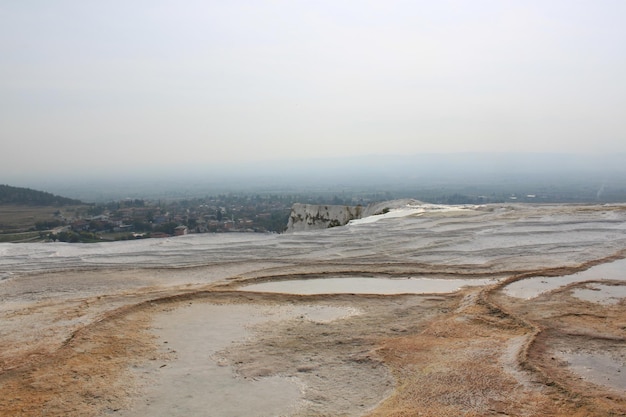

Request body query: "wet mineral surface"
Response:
[1, 203, 625, 416]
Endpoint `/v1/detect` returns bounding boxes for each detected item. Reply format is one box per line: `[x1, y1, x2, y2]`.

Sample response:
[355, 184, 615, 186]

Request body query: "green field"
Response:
[0, 205, 89, 242]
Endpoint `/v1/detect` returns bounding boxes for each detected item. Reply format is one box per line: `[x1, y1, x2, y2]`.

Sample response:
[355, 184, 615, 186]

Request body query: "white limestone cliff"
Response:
[286, 204, 363, 232]
[285, 199, 424, 232]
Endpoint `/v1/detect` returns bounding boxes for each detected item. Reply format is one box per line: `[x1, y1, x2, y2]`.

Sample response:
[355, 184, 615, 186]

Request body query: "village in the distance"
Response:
[3, 163, 626, 244]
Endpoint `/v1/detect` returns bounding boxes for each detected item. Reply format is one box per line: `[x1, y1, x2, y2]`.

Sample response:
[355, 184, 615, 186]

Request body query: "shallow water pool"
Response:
[555, 350, 626, 392]
[572, 283, 626, 305]
[240, 277, 497, 295]
[503, 258, 626, 300]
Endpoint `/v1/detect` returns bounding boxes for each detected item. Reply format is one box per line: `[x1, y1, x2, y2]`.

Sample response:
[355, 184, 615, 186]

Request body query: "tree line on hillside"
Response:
[0, 184, 84, 206]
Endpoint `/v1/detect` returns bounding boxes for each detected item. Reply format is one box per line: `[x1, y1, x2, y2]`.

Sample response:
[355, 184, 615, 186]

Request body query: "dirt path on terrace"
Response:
[0, 265, 625, 416]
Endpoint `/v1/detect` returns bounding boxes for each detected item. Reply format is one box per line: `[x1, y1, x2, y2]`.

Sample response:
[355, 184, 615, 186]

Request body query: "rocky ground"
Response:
[0, 203, 625, 416]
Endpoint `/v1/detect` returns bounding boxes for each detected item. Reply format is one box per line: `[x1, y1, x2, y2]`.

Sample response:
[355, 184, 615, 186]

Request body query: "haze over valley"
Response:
[8, 152, 626, 203]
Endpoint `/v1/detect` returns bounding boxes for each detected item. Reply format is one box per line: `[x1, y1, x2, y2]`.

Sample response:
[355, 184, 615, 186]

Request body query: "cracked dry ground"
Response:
[0, 262, 625, 416]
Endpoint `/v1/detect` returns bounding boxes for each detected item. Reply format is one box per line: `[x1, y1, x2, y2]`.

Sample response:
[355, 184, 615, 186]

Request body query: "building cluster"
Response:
[67, 195, 294, 240]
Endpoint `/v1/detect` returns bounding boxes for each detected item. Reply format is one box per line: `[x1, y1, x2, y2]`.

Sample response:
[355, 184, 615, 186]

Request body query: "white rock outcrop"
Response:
[286, 204, 363, 232]
[285, 199, 425, 232]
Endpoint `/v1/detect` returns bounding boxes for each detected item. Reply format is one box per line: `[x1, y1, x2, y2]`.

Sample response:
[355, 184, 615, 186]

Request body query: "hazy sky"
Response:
[1, 0, 625, 180]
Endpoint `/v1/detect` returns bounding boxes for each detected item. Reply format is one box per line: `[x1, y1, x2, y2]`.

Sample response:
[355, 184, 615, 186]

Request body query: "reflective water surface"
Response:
[240, 277, 497, 295]
[556, 351, 626, 392]
[503, 258, 626, 300]
[572, 283, 626, 305]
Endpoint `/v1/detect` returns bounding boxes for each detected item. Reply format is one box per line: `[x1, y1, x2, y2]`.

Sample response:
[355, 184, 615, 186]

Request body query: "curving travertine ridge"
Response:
[0, 202, 625, 416]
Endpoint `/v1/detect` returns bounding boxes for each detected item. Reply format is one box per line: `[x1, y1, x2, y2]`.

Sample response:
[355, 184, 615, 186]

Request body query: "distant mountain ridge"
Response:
[0, 184, 83, 206]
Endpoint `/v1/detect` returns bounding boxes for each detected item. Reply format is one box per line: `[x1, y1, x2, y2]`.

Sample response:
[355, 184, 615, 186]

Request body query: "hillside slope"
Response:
[0, 184, 83, 206]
